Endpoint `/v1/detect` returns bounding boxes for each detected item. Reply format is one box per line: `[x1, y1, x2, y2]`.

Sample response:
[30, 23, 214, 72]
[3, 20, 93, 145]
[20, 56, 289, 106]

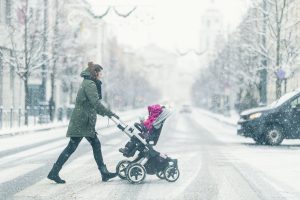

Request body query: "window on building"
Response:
[0, 0, 11, 25]
[0, 0, 4, 24]
[5, 0, 11, 25]
[30, 85, 43, 107]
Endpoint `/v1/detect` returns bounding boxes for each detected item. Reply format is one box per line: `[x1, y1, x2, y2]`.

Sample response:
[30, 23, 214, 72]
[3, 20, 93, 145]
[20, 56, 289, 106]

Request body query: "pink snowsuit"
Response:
[143, 104, 163, 133]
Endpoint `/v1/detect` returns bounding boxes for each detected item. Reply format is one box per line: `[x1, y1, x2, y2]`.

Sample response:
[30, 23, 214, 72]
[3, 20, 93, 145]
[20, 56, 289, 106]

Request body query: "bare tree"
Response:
[193, 0, 300, 112]
[252, 0, 300, 98]
[4, 0, 47, 125]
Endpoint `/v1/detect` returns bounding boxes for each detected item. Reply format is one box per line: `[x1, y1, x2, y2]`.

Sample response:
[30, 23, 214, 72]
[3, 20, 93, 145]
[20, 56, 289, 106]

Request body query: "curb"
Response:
[0, 124, 69, 138]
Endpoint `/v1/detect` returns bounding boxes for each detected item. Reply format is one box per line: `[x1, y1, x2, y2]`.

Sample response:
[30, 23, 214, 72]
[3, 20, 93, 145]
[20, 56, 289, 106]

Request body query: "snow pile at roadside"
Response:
[194, 108, 239, 126]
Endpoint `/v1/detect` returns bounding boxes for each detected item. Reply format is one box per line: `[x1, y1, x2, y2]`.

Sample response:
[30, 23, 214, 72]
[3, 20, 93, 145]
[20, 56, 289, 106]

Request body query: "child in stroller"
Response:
[112, 104, 179, 183]
[119, 104, 164, 156]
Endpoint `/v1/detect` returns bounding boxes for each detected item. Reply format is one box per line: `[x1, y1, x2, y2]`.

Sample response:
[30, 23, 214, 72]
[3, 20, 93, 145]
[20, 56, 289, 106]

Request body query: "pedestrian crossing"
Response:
[0, 126, 126, 198]
[0, 164, 43, 185]
[0, 139, 68, 166]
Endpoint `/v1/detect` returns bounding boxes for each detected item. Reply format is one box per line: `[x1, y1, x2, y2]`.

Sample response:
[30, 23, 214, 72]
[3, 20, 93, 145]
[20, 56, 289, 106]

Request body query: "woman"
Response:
[47, 62, 117, 184]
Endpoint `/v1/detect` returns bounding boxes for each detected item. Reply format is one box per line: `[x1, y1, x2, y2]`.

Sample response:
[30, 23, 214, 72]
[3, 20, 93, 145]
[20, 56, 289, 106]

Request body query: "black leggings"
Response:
[54, 136, 104, 170]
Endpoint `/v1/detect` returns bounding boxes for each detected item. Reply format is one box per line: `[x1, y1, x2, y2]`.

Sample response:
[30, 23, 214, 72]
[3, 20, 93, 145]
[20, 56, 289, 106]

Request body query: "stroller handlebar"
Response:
[112, 113, 119, 119]
[109, 114, 126, 126]
[109, 114, 148, 145]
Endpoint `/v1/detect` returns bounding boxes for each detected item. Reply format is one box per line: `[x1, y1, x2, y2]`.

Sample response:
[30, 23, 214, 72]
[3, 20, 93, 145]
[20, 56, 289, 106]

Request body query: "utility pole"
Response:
[259, 0, 267, 105]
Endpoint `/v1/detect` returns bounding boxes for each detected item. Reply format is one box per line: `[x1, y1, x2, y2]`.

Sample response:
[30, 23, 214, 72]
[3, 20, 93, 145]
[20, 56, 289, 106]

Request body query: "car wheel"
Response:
[265, 126, 284, 145]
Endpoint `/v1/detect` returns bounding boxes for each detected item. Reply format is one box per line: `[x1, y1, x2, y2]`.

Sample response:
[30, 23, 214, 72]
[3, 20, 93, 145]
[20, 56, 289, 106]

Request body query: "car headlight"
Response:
[249, 112, 262, 120]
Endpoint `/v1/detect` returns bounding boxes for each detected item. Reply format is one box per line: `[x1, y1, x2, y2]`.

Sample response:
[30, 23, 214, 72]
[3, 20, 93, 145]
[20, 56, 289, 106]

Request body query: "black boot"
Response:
[99, 165, 117, 182]
[47, 164, 66, 184]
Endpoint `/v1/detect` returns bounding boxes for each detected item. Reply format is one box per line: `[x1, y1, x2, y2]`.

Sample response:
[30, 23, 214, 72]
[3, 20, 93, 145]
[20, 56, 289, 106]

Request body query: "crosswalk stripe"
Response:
[0, 164, 43, 184]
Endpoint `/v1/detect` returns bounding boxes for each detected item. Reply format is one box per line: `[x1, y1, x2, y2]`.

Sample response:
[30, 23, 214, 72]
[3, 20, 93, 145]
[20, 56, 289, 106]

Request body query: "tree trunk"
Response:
[49, 67, 55, 121]
[275, 0, 285, 99]
[49, 96, 55, 121]
[41, 0, 48, 102]
[275, 28, 282, 99]
[24, 78, 29, 125]
[260, 0, 268, 105]
[24, 0, 29, 125]
[49, 0, 58, 122]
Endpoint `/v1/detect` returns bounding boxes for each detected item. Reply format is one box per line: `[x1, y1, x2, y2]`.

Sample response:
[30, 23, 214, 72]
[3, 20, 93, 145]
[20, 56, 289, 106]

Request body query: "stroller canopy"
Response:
[152, 108, 172, 129]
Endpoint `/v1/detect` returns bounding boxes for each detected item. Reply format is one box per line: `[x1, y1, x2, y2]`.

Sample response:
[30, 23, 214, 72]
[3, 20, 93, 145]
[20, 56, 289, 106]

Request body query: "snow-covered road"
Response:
[1, 108, 300, 200]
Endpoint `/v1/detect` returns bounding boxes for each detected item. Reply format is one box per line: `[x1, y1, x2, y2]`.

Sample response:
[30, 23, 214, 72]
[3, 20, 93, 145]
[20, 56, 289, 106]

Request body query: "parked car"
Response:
[180, 105, 192, 113]
[237, 89, 300, 145]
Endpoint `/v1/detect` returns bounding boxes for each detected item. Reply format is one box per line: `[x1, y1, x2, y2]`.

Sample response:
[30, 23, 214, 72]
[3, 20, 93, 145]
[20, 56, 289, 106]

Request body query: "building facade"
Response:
[0, 0, 105, 127]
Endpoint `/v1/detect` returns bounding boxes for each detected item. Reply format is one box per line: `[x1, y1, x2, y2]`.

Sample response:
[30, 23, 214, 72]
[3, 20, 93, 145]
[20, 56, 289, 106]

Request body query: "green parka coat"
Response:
[66, 69, 112, 138]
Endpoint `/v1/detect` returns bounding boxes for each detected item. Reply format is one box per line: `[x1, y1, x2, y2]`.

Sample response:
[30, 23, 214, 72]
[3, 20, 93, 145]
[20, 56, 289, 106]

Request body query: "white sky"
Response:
[86, 0, 250, 102]
[87, 0, 250, 50]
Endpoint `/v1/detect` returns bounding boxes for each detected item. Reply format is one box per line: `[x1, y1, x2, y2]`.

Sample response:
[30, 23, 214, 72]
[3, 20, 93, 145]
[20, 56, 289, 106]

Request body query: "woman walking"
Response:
[47, 62, 117, 184]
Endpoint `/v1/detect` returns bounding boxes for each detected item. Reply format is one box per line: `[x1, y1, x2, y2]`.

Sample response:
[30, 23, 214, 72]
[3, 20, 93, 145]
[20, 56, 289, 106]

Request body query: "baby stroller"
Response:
[110, 108, 180, 184]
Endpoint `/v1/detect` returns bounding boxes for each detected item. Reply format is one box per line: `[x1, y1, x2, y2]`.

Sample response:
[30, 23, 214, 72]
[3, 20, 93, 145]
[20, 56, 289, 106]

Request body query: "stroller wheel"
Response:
[126, 163, 146, 184]
[164, 166, 180, 182]
[156, 171, 165, 179]
[116, 160, 131, 180]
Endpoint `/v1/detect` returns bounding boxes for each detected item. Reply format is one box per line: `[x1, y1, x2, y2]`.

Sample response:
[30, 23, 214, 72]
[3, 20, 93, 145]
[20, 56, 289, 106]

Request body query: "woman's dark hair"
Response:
[88, 62, 103, 80]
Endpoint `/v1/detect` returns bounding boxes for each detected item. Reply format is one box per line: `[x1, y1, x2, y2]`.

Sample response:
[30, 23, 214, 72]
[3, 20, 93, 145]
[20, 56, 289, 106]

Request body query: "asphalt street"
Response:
[1, 109, 300, 200]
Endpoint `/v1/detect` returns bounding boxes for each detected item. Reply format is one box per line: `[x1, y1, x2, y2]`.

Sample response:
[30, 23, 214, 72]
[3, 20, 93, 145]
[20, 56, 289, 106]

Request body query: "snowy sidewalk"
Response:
[0, 122, 69, 137]
[0, 108, 145, 138]
[196, 108, 239, 127]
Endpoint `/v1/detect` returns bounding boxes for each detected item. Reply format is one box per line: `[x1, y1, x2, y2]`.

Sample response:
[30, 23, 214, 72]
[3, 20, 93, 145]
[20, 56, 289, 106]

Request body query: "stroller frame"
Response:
[110, 115, 179, 184]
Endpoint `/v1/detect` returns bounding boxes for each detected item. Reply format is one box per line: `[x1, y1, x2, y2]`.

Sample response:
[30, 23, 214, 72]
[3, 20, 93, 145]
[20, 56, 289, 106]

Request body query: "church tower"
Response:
[199, 0, 224, 63]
